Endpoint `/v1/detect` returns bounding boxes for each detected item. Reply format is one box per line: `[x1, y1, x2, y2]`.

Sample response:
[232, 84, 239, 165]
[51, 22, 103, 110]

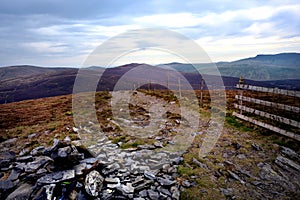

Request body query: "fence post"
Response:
[200, 78, 204, 107]
[178, 78, 182, 98]
[238, 76, 244, 114]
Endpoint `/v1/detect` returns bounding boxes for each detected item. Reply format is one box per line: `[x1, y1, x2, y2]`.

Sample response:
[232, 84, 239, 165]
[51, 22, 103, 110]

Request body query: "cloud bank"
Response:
[0, 0, 299, 66]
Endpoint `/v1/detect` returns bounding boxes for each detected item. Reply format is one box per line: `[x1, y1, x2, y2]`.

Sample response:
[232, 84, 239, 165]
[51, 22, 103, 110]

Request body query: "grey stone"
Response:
[172, 157, 183, 165]
[275, 155, 300, 171]
[58, 146, 72, 157]
[74, 163, 87, 176]
[0, 180, 16, 195]
[132, 176, 145, 186]
[118, 183, 134, 194]
[139, 190, 148, 197]
[154, 142, 164, 148]
[147, 190, 159, 200]
[100, 189, 114, 199]
[6, 183, 34, 200]
[64, 136, 71, 142]
[19, 148, 30, 156]
[105, 177, 121, 188]
[251, 181, 262, 186]
[144, 170, 156, 180]
[192, 157, 208, 169]
[157, 186, 172, 196]
[0, 151, 15, 161]
[80, 157, 98, 164]
[280, 146, 300, 162]
[28, 133, 37, 139]
[170, 186, 180, 200]
[237, 154, 246, 159]
[220, 188, 233, 197]
[251, 143, 263, 151]
[162, 164, 171, 173]
[38, 169, 75, 184]
[30, 146, 45, 156]
[44, 184, 56, 200]
[36, 168, 48, 175]
[25, 156, 53, 173]
[157, 177, 176, 186]
[134, 180, 153, 191]
[138, 144, 156, 150]
[2, 138, 17, 147]
[155, 136, 163, 140]
[182, 180, 191, 187]
[7, 169, 21, 181]
[258, 163, 283, 181]
[16, 155, 33, 162]
[227, 170, 245, 184]
[73, 127, 79, 133]
[85, 170, 104, 197]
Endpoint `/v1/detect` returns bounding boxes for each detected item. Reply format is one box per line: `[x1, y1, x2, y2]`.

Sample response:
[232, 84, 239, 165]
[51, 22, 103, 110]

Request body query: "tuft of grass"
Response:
[225, 115, 253, 132]
[177, 166, 195, 177]
[120, 139, 145, 149]
[64, 111, 73, 116]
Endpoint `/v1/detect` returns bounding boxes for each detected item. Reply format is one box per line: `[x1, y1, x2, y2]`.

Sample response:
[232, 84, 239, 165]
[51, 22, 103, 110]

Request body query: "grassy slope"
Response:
[0, 90, 299, 199]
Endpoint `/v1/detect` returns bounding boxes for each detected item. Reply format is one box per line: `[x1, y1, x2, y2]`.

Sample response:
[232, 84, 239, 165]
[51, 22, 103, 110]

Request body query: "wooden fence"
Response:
[233, 78, 300, 141]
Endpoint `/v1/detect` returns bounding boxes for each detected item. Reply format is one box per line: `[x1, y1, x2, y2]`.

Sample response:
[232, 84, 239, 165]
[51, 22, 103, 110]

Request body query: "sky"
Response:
[0, 0, 299, 67]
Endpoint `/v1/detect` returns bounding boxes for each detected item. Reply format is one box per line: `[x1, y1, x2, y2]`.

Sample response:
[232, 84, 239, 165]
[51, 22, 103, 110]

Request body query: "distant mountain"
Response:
[1, 63, 299, 104]
[158, 53, 300, 80]
[0, 66, 79, 104]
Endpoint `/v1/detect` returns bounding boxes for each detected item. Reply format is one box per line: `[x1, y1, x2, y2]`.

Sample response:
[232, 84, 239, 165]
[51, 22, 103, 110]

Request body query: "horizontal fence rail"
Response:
[236, 84, 300, 97]
[233, 112, 300, 141]
[234, 104, 300, 128]
[235, 82, 300, 141]
[235, 95, 300, 113]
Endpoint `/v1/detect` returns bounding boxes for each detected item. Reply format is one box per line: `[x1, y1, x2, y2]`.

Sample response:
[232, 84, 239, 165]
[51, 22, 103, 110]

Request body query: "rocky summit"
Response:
[0, 138, 185, 199]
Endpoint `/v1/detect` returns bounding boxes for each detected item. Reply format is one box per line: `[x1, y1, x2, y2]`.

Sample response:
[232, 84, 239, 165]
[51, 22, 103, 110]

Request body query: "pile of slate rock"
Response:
[0, 138, 189, 199]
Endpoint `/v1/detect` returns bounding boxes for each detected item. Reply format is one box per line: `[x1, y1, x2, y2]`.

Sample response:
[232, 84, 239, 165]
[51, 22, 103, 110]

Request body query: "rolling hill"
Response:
[1, 53, 299, 104]
[158, 53, 300, 81]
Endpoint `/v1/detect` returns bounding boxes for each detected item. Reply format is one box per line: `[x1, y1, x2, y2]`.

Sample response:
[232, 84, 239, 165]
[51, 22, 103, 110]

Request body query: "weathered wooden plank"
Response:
[235, 95, 300, 113]
[232, 112, 300, 141]
[234, 104, 300, 128]
[236, 84, 300, 97]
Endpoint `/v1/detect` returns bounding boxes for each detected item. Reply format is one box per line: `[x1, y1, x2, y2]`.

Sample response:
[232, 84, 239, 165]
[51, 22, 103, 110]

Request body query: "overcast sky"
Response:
[0, 0, 299, 67]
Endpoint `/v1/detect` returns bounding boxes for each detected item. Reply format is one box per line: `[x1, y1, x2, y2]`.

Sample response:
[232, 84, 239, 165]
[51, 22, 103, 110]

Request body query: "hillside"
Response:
[0, 90, 299, 199]
[159, 53, 300, 81]
[1, 62, 299, 104]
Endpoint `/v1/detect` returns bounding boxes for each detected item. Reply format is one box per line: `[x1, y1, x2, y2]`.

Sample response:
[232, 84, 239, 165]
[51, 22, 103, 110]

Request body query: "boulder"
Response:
[157, 177, 176, 186]
[275, 155, 300, 171]
[85, 170, 104, 197]
[192, 157, 208, 170]
[105, 177, 121, 189]
[144, 170, 156, 180]
[38, 169, 75, 184]
[24, 156, 53, 173]
[6, 183, 34, 200]
[147, 189, 159, 200]
[220, 188, 233, 197]
[30, 146, 45, 156]
[280, 146, 300, 163]
[251, 143, 263, 151]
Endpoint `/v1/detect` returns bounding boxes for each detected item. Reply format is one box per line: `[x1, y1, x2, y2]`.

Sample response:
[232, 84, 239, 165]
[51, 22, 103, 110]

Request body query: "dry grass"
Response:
[0, 89, 299, 199]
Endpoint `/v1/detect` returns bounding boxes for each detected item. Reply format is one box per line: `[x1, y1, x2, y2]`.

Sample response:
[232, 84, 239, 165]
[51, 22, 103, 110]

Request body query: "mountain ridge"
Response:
[158, 52, 300, 80]
[0, 53, 299, 104]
